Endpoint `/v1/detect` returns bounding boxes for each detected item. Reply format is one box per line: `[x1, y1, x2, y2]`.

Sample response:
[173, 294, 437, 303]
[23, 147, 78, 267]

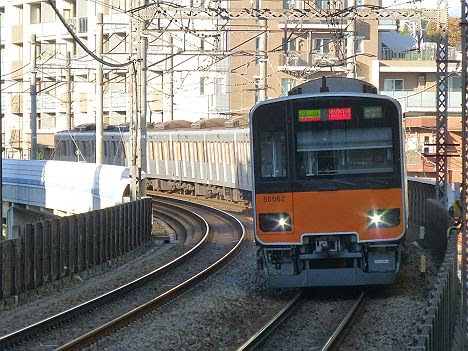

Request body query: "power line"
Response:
[47, 0, 133, 68]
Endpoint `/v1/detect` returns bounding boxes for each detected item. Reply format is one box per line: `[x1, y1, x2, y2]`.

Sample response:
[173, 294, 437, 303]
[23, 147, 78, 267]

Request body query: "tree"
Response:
[424, 17, 461, 48]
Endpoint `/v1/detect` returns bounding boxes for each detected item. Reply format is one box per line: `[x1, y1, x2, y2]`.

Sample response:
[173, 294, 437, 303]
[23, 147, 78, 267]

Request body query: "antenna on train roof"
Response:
[320, 76, 329, 93]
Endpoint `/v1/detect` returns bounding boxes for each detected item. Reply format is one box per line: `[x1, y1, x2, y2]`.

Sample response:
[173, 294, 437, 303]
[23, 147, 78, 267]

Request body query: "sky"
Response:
[382, 0, 460, 17]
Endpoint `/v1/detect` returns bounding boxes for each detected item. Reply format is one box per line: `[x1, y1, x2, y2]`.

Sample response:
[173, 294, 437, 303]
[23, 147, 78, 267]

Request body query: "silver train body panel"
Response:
[54, 127, 252, 201]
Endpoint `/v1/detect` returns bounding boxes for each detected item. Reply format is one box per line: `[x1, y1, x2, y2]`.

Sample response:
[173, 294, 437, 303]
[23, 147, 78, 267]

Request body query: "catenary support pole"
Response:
[96, 13, 104, 164]
[66, 51, 72, 130]
[30, 34, 37, 160]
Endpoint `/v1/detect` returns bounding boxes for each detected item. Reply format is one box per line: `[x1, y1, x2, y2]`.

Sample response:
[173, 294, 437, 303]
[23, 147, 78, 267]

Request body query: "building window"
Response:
[406, 150, 420, 165]
[283, 0, 296, 8]
[200, 38, 205, 50]
[449, 76, 462, 92]
[355, 37, 364, 54]
[314, 38, 330, 53]
[315, 0, 329, 10]
[281, 78, 295, 97]
[200, 77, 206, 95]
[30, 3, 41, 24]
[384, 79, 404, 92]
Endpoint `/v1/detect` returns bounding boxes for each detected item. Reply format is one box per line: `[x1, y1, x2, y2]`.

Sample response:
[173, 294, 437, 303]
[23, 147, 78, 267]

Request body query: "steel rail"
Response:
[237, 291, 303, 351]
[321, 291, 366, 351]
[56, 197, 247, 350]
[0, 199, 209, 349]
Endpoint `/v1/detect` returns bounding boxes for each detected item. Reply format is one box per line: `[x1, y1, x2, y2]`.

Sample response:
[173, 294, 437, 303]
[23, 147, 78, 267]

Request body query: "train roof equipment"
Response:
[288, 76, 378, 95]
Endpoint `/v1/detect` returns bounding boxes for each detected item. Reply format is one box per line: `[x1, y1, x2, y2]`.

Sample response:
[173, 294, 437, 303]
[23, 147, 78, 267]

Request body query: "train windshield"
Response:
[293, 97, 400, 180]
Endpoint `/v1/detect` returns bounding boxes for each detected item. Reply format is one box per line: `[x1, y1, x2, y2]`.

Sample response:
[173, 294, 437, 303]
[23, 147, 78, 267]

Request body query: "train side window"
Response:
[157, 142, 162, 160]
[82, 142, 88, 157]
[192, 142, 198, 162]
[198, 142, 204, 163]
[185, 142, 190, 162]
[149, 141, 154, 160]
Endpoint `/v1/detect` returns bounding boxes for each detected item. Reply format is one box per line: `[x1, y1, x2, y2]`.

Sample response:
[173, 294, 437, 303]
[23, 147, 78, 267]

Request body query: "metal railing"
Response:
[381, 90, 462, 111]
[380, 47, 458, 61]
[407, 229, 459, 350]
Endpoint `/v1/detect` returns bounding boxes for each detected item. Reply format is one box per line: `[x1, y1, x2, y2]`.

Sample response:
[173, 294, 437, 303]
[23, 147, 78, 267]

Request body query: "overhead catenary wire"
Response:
[47, 0, 133, 68]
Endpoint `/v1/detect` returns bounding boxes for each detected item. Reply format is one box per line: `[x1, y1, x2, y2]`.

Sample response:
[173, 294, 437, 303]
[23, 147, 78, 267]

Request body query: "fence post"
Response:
[15, 235, 24, 295]
[121, 203, 126, 254]
[24, 224, 34, 289]
[33, 222, 43, 288]
[42, 220, 51, 284]
[77, 214, 85, 271]
[118, 204, 124, 256]
[92, 211, 99, 265]
[50, 219, 59, 281]
[60, 217, 69, 278]
[68, 215, 77, 275]
[3, 240, 14, 298]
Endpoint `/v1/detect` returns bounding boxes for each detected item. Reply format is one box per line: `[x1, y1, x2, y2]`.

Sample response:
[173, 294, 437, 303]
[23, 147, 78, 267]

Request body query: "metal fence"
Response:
[407, 230, 459, 350]
[407, 179, 460, 350]
[408, 179, 436, 229]
[0, 198, 152, 300]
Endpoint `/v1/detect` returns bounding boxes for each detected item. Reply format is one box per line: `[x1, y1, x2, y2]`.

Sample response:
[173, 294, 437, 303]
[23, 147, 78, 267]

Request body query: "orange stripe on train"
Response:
[256, 188, 404, 244]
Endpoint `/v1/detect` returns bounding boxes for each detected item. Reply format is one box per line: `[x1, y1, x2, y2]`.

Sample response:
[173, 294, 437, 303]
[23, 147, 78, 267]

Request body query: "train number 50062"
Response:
[263, 195, 286, 203]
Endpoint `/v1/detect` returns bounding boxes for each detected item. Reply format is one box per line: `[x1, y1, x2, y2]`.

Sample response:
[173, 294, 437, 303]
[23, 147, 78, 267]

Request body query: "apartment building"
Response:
[0, 0, 461, 185]
[227, 0, 461, 183]
[0, 0, 230, 160]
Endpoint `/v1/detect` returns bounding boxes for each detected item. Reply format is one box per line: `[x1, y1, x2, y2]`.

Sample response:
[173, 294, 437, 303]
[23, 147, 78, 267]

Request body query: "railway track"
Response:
[0, 196, 246, 350]
[237, 291, 366, 351]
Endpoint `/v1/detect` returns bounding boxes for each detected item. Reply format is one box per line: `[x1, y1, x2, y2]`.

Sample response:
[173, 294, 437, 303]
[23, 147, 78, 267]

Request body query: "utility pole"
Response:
[96, 13, 104, 164]
[128, 0, 148, 199]
[461, 1, 468, 347]
[30, 34, 37, 160]
[258, 18, 267, 102]
[129, 1, 138, 200]
[346, 0, 356, 78]
[138, 8, 148, 196]
[163, 33, 173, 121]
[66, 51, 72, 130]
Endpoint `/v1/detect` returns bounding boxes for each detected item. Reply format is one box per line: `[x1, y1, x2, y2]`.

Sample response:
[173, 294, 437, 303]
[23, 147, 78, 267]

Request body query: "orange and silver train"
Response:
[250, 77, 406, 287]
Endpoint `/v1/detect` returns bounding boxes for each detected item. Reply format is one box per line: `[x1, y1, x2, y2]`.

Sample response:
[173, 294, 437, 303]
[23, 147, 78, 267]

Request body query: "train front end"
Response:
[251, 83, 405, 287]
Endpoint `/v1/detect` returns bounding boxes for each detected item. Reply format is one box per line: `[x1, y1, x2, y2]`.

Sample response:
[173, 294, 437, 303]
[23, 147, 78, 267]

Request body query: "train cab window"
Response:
[252, 102, 288, 180]
[294, 98, 399, 183]
[259, 132, 287, 178]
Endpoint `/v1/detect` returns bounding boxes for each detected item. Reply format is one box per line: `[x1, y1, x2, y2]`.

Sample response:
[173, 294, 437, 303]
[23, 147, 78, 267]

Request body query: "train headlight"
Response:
[259, 213, 292, 232]
[367, 209, 400, 228]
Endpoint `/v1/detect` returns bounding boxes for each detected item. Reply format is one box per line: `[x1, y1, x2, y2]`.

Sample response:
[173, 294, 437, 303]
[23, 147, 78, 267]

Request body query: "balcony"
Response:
[279, 52, 343, 72]
[104, 93, 127, 111]
[11, 24, 22, 44]
[380, 47, 458, 61]
[66, 17, 88, 34]
[278, 18, 346, 30]
[10, 129, 22, 149]
[11, 94, 22, 114]
[10, 61, 23, 80]
[378, 19, 397, 31]
[381, 90, 462, 112]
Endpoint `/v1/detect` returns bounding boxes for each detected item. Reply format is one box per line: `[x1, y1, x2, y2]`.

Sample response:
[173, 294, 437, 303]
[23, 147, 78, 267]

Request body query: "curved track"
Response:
[0, 196, 246, 350]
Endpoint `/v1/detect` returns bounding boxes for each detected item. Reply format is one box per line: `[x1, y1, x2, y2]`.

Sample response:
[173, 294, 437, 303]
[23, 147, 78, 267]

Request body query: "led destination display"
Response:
[298, 107, 352, 122]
